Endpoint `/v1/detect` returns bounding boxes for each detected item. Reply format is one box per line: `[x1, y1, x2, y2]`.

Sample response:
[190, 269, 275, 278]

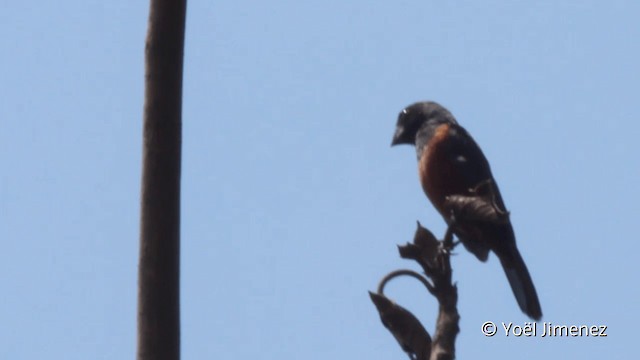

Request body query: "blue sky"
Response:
[2, 1, 639, 359]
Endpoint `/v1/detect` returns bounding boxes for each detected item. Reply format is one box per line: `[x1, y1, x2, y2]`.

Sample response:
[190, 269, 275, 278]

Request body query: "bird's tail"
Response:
[497, 245, 542, 320]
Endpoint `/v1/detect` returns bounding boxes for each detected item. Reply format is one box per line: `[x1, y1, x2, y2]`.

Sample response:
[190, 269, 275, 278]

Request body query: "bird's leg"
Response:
[440, 211, 460, 253]
[432, 212, 459, 275]
[442, 224, 455, 251]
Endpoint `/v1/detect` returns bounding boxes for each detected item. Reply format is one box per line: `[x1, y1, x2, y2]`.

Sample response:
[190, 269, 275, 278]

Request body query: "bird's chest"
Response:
[418, 126, 469, 214]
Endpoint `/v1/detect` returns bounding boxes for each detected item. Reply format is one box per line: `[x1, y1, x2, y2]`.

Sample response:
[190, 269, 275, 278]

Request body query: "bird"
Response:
[391, 101, 542, 320]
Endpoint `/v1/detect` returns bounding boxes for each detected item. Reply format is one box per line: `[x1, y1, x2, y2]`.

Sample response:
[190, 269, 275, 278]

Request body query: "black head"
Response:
[391, 101, 458, 146]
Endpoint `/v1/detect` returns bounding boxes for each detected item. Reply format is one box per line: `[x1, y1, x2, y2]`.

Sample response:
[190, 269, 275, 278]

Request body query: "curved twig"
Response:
[377, 269, 435, 296]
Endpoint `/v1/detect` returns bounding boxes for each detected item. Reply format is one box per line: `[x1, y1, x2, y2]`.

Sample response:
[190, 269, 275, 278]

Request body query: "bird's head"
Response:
[391, 101, 457, 146]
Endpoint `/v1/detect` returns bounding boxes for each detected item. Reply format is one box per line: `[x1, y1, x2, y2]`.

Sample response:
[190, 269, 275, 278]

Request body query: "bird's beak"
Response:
[391, 127, 403, 146]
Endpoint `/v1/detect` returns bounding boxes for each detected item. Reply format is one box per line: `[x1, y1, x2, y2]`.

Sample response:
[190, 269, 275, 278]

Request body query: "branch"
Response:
[371, 222, 459, 360]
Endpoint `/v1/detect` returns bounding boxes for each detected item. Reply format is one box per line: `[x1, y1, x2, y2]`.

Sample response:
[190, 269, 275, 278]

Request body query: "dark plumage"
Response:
[392, 101, 542, 320]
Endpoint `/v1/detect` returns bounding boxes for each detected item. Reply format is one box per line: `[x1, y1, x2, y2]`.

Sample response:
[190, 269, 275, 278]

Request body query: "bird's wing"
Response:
[444, 125, 508, 212]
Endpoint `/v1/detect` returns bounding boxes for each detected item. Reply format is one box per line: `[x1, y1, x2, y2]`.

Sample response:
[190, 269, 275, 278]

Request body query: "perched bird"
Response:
[391, 101, 542, 320]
